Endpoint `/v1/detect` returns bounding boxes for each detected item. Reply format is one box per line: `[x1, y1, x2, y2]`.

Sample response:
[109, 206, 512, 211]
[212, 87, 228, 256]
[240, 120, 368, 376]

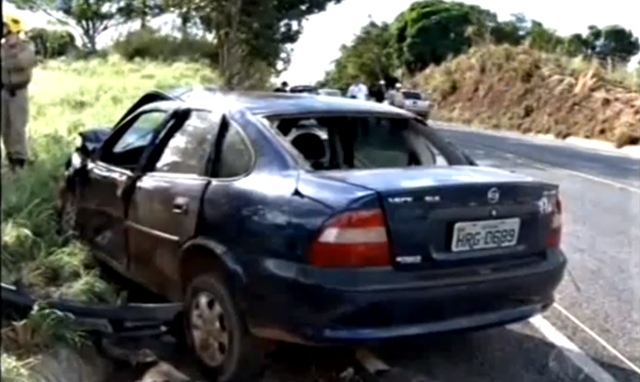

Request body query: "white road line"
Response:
[435, 122, 640, 160]
[443, 127, 640, 376]
[440, 126, 640, 193]
[554, 304, 640, 375]
[518, 162, 640, 194]
[542, 165, 640, 194]
[472, 143, 640, 194]
[529, 315, 619, 382]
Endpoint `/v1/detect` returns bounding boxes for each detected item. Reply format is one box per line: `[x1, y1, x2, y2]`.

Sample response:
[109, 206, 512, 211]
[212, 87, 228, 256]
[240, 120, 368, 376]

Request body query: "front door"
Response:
[78, 108, 173, 271]
[126, 110, 221, 300]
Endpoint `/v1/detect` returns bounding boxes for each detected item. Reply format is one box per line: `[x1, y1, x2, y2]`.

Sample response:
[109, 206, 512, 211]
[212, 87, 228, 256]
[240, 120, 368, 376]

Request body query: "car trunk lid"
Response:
[317, 166, 559, 270]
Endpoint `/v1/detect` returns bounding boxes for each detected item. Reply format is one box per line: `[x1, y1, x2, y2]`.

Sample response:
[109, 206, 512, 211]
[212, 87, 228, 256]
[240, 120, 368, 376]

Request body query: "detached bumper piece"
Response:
[1, 282, 182, 339]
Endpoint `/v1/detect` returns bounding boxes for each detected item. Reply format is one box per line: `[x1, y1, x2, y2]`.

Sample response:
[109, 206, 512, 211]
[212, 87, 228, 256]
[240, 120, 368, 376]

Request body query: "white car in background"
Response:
[400, 90, 432, 120]
[318, 88, 342, 97]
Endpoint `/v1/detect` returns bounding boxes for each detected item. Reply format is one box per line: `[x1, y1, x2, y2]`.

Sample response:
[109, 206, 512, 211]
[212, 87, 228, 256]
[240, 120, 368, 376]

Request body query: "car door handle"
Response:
[172, 197, 189, 214]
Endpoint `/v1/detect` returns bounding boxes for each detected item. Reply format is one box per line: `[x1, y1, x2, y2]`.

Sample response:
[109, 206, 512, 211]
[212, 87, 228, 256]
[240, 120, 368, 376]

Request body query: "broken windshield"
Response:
[268, 115, 465, 171]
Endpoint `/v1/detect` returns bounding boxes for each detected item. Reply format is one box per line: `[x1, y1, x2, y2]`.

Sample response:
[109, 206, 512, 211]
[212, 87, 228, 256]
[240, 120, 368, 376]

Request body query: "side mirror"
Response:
[77, 128, 112, 157]
[78, 141, 97, 157]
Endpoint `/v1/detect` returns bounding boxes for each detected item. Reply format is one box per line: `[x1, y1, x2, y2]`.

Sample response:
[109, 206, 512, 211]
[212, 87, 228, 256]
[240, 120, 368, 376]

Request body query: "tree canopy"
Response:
[13, 0, 343, 88]
[391, 0, 498, 72]
[321, 0, 639, 88]
[319, 21, 397, 91]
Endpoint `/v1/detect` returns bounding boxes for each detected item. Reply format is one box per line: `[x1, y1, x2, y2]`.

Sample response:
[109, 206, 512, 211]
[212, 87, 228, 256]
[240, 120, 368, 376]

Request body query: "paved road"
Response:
[118, 125, 640, 382]
[399, 124, 640, 382]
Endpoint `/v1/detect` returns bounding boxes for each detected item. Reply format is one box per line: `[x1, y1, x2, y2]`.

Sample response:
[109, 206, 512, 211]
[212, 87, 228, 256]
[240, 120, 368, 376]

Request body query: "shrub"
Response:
[28, 28, 78, 59]
[1, 55, 218, 372]
[2, 56, 218, 298]
[416, 45, 639, 146]
[112, 28, 217, 64]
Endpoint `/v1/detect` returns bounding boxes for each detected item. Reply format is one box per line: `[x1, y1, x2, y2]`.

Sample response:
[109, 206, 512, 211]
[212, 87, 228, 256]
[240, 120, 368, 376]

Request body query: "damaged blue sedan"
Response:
[59, 87, 567, 382]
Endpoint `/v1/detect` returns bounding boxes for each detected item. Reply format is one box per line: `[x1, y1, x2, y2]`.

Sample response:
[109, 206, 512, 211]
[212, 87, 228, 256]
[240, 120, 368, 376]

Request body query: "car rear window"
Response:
[290, 86, 318, 94]
[268, 116, 463, 170]
[402, 91, 422, 100]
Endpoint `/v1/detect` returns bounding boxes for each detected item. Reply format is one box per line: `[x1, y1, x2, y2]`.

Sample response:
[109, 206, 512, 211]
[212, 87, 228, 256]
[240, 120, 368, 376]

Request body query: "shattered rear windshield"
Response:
[268, 116, 455, 170]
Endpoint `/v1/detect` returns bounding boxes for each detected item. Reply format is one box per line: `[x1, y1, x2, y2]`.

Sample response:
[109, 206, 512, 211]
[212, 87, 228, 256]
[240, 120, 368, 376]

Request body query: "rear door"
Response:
[78, 106, 175, 271]
[126, 109, 222, 299]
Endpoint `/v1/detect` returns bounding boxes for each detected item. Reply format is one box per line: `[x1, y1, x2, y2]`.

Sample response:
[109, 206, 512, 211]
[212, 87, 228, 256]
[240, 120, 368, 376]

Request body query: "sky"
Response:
[280, 0, 640, 84]
[3, 0, 639, 84]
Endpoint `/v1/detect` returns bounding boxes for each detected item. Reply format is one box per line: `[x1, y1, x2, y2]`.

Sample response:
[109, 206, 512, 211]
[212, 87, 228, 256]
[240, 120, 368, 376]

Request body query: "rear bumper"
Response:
[241, 249, 566, 345]
[403, 105, 431, 116]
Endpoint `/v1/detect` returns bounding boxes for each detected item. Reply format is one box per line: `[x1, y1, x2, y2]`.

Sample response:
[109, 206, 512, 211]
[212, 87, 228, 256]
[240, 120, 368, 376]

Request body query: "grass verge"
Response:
[1, 55, 218, 378]
[415, 45, 640, 147]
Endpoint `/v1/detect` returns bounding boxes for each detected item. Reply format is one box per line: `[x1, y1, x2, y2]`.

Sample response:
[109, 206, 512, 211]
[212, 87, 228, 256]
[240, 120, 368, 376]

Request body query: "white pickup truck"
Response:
[399, 90, 432, 120]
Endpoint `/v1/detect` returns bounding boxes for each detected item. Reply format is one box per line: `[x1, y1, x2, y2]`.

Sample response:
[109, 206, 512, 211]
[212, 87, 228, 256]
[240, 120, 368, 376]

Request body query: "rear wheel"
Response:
[184, 274, 264, 381]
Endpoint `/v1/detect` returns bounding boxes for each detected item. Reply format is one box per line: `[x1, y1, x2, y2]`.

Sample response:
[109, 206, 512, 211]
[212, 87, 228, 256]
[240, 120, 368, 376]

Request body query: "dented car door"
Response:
[126, 110, 221, 300]
[78, 107, 174, 271]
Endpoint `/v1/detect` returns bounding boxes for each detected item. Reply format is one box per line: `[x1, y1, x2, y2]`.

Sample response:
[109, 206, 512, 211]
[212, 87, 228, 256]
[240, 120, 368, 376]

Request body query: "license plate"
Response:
[451, 218, 520, 252]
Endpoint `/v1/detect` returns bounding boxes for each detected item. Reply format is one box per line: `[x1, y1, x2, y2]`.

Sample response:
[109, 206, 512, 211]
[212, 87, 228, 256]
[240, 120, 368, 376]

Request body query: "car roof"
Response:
[161, 87, 413, 118]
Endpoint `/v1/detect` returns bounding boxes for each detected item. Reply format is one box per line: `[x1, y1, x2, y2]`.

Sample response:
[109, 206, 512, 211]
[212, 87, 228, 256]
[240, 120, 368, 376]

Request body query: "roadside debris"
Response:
[136, 361, 192, 382]
[26, 346, 112, 382]
[355, 348, 391, 375]
[1, 282, 181, 338]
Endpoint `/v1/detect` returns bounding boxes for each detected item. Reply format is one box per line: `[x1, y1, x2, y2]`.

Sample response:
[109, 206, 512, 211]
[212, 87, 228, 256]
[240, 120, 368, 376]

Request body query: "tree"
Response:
[561, 33, 589, 57]
[321, 21, 398, 90]
[489, 18, 524, 46]
[117, 0, 167, 29]
[13, 0, 128, 52]
[525, 20, 564, 53]
[584, 25, 640, 66]
[391, 0, 499, 73]
[164, 0, 343, 89]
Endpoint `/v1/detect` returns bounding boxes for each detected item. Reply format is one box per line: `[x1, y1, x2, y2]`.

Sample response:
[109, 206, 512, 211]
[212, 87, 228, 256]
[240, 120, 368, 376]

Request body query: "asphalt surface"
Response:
[117, 124, 640, 382]
[405, 123, 640, 382]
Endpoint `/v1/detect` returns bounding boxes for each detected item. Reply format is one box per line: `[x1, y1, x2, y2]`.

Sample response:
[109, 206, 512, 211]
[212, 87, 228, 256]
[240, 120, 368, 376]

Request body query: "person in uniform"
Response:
[2, 14, 37, 171]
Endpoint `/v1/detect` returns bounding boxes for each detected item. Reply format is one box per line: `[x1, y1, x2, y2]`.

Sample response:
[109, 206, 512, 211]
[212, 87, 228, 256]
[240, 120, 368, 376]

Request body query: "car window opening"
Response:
[401, 91, 423, 100]
[270, 116, 451, 170]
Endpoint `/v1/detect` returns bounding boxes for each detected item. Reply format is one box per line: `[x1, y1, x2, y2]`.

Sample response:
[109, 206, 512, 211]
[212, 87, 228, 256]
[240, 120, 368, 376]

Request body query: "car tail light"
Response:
[308, 208, 391, 268]
[546, 197, 563, 248]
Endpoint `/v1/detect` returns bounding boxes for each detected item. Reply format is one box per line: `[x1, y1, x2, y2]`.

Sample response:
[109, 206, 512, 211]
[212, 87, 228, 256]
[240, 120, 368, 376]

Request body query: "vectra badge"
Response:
[487, 187, 500, 204]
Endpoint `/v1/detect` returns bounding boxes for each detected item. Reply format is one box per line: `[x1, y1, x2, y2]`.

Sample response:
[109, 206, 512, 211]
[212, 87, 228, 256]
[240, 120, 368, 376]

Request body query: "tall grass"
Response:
[1, 55, 217, 376]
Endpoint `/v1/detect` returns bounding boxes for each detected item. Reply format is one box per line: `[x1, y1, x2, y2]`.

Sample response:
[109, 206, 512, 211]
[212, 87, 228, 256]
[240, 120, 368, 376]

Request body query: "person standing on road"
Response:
[371, 80, 386, 103]
[347, 79, 369, 100]
[274, 81, 289, 93]
[387, 82, 405, 109]
[2, 14, 37, 171]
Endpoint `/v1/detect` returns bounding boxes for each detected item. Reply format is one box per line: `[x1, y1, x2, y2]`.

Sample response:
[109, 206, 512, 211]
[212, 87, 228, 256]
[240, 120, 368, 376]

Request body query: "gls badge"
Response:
[397, 256, 422, 264]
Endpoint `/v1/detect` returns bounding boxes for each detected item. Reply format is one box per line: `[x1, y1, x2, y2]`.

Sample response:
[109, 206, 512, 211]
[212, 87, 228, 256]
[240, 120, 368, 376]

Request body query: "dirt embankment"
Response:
[414, 45, 640, 148]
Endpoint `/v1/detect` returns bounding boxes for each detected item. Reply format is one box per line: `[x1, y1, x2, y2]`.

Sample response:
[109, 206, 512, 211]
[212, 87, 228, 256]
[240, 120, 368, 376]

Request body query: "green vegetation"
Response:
[11, 0, 344, 87]
[416, 45, 639, 146]
[321, 0, 639, 147]
[323, 0, 639, 86]
[4, 0, 348, 376]
[1, 56, 217, 378]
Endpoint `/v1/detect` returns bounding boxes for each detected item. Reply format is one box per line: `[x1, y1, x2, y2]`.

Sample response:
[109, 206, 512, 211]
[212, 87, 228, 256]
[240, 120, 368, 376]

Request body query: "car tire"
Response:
[184, 274, 264, 382]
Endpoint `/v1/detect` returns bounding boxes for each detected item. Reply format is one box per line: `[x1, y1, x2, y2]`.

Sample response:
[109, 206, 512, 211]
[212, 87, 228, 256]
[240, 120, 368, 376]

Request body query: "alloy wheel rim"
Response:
[190, 291, 230, 368]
